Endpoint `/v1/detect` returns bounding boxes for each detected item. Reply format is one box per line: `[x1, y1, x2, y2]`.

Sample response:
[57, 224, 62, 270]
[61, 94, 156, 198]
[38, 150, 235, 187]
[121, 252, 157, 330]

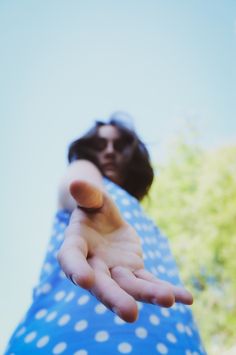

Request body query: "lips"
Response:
[102, 162, 117, 170]
[102, 163, 116, 170]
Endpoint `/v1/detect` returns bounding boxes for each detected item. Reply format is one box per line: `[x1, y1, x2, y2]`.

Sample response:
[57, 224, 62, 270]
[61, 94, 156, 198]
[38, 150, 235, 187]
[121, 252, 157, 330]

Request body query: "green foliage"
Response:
[143, 137, 236, 354]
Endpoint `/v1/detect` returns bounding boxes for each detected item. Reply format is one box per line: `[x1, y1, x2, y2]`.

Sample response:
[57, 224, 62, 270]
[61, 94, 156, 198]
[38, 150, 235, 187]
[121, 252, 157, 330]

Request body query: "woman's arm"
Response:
[57, 159, 193, 322]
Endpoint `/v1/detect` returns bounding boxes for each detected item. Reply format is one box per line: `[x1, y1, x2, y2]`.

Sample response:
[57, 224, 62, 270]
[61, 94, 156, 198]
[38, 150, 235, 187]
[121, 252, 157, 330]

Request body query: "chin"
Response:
[104, 171, 121, 185]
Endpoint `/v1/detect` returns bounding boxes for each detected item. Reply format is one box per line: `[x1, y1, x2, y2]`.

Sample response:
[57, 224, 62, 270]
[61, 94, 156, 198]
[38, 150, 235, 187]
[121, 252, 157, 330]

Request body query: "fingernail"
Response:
[70, 274, 79, 286]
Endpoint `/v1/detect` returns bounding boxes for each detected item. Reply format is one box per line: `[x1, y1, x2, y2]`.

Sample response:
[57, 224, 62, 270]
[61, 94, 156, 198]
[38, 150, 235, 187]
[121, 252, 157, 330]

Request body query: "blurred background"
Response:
[0, 1, 235, 354]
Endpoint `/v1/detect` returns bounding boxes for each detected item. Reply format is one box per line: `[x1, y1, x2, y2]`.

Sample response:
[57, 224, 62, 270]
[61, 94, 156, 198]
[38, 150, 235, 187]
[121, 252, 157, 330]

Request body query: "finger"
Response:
[172, 286, 193, 305]
[111, 266, 175, 307]
[70, 180, 104, 210]
[89, 257, 138, 323]
[134, 269, 193, 305]
[57, 237, 95, 289]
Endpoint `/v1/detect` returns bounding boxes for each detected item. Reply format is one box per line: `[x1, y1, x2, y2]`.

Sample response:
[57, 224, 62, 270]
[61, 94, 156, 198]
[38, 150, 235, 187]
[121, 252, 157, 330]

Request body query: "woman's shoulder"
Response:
[103, 178, 143, 214]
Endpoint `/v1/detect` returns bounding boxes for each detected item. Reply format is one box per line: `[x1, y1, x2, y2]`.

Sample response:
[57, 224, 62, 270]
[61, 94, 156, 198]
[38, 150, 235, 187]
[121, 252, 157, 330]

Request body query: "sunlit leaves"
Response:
[143, 139, 236, 354]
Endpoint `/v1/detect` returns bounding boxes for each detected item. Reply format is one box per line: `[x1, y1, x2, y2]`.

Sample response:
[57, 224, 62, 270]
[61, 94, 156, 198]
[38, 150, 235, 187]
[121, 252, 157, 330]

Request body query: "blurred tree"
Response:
[143, 134, 236, 354]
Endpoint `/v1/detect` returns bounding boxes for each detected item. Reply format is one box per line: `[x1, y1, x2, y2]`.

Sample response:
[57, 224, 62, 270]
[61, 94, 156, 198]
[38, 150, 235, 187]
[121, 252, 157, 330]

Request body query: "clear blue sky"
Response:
[0, 0, 235, 351]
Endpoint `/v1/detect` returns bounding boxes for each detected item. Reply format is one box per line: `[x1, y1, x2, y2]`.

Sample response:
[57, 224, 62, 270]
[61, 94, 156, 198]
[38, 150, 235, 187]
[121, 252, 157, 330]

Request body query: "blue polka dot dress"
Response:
[5, 180, 206, 355]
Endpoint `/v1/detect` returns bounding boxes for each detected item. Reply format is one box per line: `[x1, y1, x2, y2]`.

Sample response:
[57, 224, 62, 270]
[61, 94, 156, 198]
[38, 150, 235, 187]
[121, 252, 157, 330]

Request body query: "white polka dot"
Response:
[156, 342, 168, 354]
[74, 320, 88, 332]
[143, 224, 149, 231]
[118, 342, 132, 353]
[43, 262, 52, 273]
[77, 294, 90, 305]
[192, 352, 199, 355]
[114, 315, 125, 325]
[166, 332, 177, 343]
[167, 269, 178, 277]
[47, 244, 54, 252]
[74, 351, 88, 355]
[124, 211, 132, 219]
[54, 291, 66, 301]
[106, 183, 113, 191]
[159, 243, 167, 250]
[41, 283, 52, 294]
[45, 311, 57, 322]
[134, 223, 142, 230]
[199, 344, 204, 353]
[36, 335, 50, 348]
[95, 330, 109, 342]
[24, 331, 37, 343]
[160, 308, 170, 317]
[185, 351, 192, 355]
[95, 303, 107, 314]
[117, 189, 125, 196]
[58, 314, 71, 326]
[171, 303, 178, 311]
[65, 291, 75, 302]
[185, 326, 193, 336]
[178, 304, 186, 313]
[16, 326, 26, 337]
[137, 302, 143, 310]
[121, 198, 130, 205]
[59, 270, 66, 279]
[149, 314, 160, 325]
[158, 265, 166, 273]
[52, 342, 67, 354]
[151, 237, 157, 244]
[35, 308, 48, 319]
[57, 233, 64, 241]
[135, 327, 148, 339]
[176, 322, 185, 333]
[148, 250, 155, 258]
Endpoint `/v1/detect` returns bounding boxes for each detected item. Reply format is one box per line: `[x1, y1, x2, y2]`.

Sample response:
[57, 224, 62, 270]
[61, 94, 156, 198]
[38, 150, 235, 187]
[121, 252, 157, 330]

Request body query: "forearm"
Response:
[57, 159, 104, 211]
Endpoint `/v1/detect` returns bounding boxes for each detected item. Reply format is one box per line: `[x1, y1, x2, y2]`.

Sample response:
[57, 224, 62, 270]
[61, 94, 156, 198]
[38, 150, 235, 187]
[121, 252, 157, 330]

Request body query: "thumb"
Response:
[70, 180, 104, 210]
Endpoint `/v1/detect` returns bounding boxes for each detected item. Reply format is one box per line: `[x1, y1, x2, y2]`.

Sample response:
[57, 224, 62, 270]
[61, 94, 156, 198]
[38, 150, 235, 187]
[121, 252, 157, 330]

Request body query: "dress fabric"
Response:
[5, 179, 206, 355]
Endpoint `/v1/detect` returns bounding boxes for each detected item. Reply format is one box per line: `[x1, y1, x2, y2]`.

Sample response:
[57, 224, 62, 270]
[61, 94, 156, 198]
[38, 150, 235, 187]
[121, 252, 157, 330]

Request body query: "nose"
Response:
[104, 141, 115, 155]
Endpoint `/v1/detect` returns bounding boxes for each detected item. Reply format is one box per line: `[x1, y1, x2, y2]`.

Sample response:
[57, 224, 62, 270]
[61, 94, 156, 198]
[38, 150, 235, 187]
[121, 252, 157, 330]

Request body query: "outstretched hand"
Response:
[57, 180, 193, 322]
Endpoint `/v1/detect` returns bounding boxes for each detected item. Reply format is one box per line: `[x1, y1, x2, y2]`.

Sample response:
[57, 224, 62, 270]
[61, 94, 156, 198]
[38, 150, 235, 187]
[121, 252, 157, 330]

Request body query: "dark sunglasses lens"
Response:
[89, 136, 133, 152]
[114, 139, 127, 152]
[115, 136, 134, 152]
[91, 138, 107, 151]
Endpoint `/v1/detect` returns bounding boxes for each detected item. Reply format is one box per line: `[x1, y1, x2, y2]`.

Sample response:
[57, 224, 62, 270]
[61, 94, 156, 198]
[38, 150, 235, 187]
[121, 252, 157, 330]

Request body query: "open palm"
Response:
[57, 180, 193, 322]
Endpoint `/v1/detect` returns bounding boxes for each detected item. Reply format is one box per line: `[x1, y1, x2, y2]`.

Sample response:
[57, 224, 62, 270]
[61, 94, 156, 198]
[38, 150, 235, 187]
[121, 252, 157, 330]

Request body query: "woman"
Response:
[5, 118, 206, 354]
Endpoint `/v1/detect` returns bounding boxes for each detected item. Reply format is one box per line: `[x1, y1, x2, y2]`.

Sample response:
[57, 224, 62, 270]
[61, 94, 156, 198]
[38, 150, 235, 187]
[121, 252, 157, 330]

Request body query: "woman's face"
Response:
[94, 125, 129, 185]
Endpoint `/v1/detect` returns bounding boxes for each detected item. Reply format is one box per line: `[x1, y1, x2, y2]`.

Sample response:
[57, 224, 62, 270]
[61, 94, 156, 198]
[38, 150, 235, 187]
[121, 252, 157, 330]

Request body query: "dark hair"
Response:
[68, 118, 154, 200]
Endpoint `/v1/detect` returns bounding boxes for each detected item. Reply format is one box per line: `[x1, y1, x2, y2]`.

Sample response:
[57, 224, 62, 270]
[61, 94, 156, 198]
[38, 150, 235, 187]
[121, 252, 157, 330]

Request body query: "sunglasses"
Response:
[89, 136, 133, 153]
